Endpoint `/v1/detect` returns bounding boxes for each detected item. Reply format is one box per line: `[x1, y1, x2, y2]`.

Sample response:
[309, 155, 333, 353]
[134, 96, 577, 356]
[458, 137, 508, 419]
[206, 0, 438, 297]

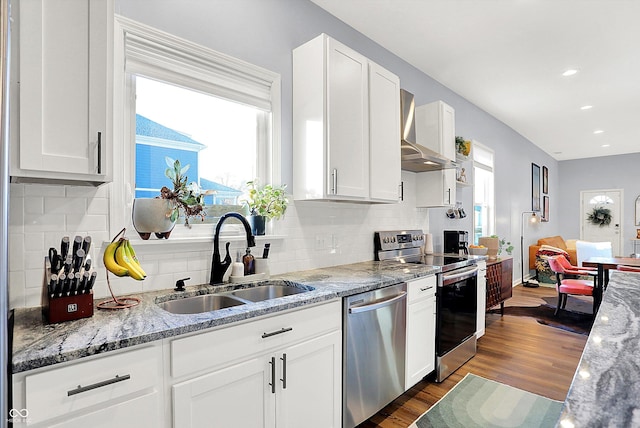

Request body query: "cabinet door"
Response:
[500, 258, 513, 300]
[173, 357, 275, 428]
[406, 296, 436, 389]
[18, 0, 111, 181]
[368, 62, 400, 202]
[326, 38, 369, 199]
[276, 330, 342, 428]
[415, 169, 456, 207]
[440, 102, 456, 161]
[476, 260, 487, 338]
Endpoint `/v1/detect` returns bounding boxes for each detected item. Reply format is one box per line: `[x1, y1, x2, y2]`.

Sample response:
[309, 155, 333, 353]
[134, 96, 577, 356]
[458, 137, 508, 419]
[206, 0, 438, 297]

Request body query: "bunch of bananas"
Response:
[103, 238, 147, 280]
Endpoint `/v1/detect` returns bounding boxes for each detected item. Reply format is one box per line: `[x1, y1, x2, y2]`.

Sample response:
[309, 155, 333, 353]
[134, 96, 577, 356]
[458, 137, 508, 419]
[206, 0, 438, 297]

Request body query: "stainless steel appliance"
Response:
[375, 230, 478, 383]
[400, 89, 454, 172]
[444, 230, 469, 255]
[343, 282, 407, 428]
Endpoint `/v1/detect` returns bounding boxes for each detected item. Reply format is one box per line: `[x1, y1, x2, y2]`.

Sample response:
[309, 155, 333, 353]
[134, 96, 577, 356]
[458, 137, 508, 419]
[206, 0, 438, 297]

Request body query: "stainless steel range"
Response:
[374, 230, 478, 382]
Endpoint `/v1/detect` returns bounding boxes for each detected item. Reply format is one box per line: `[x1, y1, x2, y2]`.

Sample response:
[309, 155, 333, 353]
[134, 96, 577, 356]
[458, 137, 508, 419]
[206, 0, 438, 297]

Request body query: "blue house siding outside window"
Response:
[135, 145, 199, 198]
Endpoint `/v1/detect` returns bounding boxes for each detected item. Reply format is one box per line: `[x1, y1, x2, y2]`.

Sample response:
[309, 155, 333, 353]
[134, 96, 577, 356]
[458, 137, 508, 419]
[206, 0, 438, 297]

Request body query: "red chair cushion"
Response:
[558, 279, 594, 295]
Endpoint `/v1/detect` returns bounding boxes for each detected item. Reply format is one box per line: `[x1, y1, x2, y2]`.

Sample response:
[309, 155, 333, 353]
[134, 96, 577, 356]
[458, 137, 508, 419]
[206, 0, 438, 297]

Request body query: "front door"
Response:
[580, 189, 623, 256]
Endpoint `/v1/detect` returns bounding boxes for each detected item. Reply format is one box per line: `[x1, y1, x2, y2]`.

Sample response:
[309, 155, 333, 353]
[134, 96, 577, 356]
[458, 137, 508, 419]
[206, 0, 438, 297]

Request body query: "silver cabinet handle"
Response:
[97, 131, 102, 174]
[67, 374, 130, 396]
[280, 353, 287, 389]
[331, 168, 337, 195]
[420, 286, 434, 292]
[262, 327, 293, 339]
[446, 188, 451, 204]
[349, 292, 407, 314]
[399, 182, 404, 201]
[269, 356, 276, 394]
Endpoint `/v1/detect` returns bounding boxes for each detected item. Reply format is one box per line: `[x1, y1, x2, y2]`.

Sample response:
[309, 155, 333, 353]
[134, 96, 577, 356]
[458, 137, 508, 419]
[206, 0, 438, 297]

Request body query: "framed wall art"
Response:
[532, 163, 541, 211]
[542, 196, 549, 222]
[542, 165, 548, 194]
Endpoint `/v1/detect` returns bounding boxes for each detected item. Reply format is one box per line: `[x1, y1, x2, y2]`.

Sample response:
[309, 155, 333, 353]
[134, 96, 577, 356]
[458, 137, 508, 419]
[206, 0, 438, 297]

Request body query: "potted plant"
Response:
[242, 180, 288, 235]
[132, 157, 208, 240]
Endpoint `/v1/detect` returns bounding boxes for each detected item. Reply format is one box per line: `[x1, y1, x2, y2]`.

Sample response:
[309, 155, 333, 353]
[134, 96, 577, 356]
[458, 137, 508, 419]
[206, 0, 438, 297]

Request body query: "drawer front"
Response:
[25, 345, 161, 425]
[171, 300, 341, 379]
[407, 276, 436, 303]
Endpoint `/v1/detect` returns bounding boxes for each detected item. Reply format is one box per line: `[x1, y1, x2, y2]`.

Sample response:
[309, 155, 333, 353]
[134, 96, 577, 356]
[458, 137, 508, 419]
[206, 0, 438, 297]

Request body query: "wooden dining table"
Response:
[582, 257, 640, 310]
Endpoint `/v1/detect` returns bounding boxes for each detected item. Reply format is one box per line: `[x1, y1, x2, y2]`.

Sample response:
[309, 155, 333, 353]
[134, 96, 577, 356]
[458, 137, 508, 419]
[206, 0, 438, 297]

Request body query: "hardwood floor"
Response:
[360, 285, 589, 428]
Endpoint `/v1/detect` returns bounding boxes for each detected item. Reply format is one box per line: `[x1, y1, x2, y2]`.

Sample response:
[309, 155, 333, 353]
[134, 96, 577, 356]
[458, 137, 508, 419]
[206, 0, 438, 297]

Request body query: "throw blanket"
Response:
[535, 245, 571, 284]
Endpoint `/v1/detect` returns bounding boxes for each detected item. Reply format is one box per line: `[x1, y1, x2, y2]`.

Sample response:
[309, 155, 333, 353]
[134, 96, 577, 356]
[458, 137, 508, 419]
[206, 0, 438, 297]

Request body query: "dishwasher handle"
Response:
[348, 292, 407, 314]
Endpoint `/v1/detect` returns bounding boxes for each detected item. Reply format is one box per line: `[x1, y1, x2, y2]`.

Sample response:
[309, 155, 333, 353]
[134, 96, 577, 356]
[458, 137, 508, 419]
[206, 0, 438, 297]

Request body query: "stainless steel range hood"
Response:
[400, 89, 455, 172]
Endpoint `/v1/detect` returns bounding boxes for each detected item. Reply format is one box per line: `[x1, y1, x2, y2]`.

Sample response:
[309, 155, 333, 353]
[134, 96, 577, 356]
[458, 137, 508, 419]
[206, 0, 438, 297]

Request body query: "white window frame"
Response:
[110, 16, 281, 243]
[472, 141, 495, 244]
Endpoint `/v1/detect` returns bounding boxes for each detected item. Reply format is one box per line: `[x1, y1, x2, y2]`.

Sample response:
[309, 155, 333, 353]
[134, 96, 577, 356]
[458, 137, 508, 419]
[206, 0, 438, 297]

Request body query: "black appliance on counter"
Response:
[444, 230, 469, 255]
[374, 230, 478, 383]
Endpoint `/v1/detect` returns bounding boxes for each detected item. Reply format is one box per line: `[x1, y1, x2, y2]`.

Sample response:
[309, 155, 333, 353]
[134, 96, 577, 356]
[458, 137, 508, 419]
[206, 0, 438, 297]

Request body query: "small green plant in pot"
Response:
[243, 180, 288, 235]
[490, 234, 514, 255]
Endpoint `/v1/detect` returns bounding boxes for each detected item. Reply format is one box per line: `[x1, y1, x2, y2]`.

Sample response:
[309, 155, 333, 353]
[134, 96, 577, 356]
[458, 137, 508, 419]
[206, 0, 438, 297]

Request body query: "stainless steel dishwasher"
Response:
[343, 282, 407, 428]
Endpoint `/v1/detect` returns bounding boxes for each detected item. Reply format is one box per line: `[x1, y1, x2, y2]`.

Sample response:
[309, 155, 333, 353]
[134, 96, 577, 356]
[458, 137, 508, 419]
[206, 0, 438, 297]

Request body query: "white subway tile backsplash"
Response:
[9, 174, 429, 309]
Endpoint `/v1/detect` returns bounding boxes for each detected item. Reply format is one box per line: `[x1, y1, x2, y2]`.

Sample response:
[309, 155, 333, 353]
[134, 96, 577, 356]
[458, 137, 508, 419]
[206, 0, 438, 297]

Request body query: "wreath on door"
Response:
[587, 206, 612, 227]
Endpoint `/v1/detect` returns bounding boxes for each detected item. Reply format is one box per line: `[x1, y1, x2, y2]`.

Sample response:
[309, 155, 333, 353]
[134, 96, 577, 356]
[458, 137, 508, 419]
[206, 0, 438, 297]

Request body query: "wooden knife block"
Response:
[42, 258, 94, 324]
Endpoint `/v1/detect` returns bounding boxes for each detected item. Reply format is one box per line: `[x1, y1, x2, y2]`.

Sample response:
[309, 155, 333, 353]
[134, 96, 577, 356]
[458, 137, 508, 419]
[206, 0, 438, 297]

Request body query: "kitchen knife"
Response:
[72, 236, 82, 258]
[81, 236, 92, 255]
[48, 274, 58, 297]
[48, 247, 57, 267]
[77, 271, 90, 295]
[70, 272, 81, 295]
[60, 236, 70, 260]
[83, 258, 92, 273]
[85, 271, 97, 294]
[56, 273, 65, 297]
[73, 249, 85, 273]
[63, 254, 73, 275]
[61, 273, 71, 297]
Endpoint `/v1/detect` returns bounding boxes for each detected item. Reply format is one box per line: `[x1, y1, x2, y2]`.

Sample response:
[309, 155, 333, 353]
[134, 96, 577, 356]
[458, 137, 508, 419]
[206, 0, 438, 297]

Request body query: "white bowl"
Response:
[469, 247, 488, 256]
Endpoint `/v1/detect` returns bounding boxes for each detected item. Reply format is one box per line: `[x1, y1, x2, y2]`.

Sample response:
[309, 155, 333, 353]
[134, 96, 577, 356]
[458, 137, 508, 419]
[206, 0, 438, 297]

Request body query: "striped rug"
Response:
[410, 373, 563, 428]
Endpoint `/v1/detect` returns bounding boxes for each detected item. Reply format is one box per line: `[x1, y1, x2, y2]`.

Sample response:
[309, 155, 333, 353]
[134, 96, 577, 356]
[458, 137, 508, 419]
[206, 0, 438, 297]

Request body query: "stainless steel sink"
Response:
[157, 281, 314, 314]
[158, 294, 246, 314]
[228, 283, 311, 302]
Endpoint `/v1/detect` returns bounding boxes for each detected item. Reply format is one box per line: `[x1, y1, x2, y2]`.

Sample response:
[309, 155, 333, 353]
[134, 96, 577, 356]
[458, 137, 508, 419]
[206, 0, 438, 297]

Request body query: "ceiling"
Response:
[311, 0, 640, 161]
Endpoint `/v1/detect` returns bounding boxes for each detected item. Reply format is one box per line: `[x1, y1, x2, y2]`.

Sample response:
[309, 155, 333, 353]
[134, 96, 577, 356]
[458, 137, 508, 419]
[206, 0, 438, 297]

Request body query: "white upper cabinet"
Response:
[293, 34, 401, 203]
[14, 0, 113, 184]
[415, 100, 456, 161]
[369, 62, 401, 202]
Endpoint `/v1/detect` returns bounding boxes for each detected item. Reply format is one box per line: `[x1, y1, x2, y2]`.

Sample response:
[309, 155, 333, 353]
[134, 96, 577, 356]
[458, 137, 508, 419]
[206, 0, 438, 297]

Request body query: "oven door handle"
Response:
[441, 266, 479, 284]
[348, 292, 407, 314]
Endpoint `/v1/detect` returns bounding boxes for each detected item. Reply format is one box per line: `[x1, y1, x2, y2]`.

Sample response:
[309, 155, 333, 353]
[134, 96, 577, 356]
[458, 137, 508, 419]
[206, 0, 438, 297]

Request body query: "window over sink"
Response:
[110, 16, 281, 240]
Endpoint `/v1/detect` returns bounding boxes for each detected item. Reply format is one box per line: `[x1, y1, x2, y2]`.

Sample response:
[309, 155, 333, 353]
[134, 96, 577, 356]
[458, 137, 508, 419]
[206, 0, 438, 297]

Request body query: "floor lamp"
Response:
[521, 211, 539, 288]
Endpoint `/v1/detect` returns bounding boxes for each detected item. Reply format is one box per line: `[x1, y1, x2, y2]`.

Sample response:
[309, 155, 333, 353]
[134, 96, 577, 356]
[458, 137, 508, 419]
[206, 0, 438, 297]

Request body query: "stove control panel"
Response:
[375, 230, 424, 252]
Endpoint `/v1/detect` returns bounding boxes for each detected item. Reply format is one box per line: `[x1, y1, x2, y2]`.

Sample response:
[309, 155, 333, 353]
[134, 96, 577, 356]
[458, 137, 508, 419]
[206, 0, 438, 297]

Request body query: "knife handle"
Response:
[74, 249, 85, 273]
[85, 271, 97, 293]
[82, 236, 92, 255]
[60, 236, 70, 260]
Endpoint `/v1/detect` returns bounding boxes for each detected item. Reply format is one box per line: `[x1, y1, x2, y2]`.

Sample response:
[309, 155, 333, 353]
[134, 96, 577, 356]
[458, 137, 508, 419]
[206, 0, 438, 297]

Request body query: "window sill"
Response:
[102, 234, 285, 252]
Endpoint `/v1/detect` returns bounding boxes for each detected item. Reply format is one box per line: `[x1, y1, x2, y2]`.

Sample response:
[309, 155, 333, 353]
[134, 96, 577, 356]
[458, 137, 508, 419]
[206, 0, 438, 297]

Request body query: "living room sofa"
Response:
[528, 236, 577, 270]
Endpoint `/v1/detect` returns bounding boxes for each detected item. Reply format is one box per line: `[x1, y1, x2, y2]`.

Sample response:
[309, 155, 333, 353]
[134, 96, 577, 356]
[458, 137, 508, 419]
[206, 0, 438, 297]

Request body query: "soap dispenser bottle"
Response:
[242, 248, 255, 276]
[231, 251, 244, 277]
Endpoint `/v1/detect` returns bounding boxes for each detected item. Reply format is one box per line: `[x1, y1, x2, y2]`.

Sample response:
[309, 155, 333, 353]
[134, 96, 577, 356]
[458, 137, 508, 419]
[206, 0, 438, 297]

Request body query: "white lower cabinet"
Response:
[11, 344, 163, 428]
[476, 260, 487, 338]
[405, 276, 437, 390]
[170, 300, 342, 428]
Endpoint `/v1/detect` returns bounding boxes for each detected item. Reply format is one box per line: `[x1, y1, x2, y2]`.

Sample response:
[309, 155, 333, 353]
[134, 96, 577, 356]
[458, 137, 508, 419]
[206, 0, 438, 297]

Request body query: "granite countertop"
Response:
[557, 270, 640, 427]
[12, 260, 440, 374]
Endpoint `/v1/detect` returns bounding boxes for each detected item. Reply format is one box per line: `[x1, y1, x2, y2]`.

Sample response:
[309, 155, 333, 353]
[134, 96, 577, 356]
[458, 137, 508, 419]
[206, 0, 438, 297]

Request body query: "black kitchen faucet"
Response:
[210, 212, 255, 284]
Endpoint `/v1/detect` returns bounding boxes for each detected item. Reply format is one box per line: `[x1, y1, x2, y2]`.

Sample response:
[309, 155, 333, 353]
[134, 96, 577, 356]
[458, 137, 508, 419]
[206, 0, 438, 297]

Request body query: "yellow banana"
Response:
[125, 239, 147, 277]
[115, 239, 145, 281]
[103, 240, 128, 277]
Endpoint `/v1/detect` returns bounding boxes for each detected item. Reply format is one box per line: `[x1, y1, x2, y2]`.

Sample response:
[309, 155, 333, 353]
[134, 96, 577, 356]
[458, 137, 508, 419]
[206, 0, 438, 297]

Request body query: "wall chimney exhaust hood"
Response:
[400, 89, 454, 172]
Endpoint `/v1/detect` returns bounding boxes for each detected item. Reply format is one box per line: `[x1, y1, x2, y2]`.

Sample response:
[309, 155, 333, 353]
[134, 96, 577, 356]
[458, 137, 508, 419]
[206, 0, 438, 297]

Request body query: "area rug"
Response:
[410, 373, 563, 428]
[488, 296, 594, 335]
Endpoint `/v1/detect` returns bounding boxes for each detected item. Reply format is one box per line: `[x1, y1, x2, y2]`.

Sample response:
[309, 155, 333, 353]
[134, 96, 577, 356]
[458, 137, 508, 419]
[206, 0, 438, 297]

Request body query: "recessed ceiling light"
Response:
[562, 69, 579, 76]
[601, 144, 610, 148]
[594, 130, 604, 134]
[580, 105, 593, 110]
